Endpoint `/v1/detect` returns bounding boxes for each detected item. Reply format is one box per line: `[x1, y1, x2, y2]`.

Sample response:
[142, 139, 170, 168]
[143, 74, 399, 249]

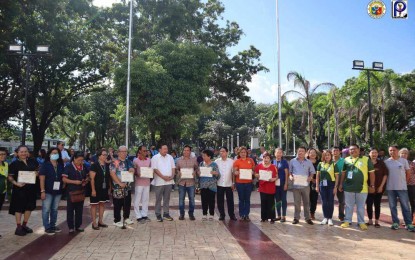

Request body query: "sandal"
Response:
[92, 225, 100, 230]
[374, 223, 381, 228]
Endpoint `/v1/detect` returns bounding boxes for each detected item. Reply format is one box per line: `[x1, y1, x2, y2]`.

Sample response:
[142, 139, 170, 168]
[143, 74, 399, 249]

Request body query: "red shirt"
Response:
[255, 163, 277, 194]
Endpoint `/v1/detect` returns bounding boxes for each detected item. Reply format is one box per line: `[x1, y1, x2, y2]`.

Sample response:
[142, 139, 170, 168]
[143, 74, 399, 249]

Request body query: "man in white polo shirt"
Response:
[151, 145, 176, 222]
[215, 147, 237, 221]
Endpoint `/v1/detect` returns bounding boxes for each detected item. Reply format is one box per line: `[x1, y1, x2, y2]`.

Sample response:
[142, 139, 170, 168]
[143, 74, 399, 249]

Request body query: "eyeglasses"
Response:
[0, 153, 6, 156]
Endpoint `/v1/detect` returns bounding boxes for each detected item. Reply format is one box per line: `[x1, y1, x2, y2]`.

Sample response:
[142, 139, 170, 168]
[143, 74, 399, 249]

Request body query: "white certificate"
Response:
[181, 168, 193, 179]
[239, 169, 252, 180]
[120, 171, 134, 182]
[200, 167, 212, 177]
[294, 175, 309, 186]
[140, 167, 153, 178]
[276, 178, 281, 186]
[18, 171, 36, 184]
[259, 170, 272, 181]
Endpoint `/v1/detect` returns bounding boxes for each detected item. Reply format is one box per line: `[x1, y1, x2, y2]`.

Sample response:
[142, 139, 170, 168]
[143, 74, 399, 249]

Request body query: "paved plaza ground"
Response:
[0, 190, 414, 260]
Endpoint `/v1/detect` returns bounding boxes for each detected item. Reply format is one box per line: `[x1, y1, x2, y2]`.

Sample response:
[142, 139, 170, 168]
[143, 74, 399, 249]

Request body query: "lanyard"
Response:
[52, 163, 58, 180]
[100, 164, 106, 176]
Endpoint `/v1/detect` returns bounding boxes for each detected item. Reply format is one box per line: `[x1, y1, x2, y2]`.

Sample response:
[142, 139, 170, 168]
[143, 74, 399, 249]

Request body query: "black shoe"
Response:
[179, 215, 185, 220]
[219, 216, 225, 221]
[270, 219, 275, 224]
[45, 228, 56, 235]
[76, 228, 84, 232]
[260, 219, 267, 222]
[163, 215, 174, 221]
[52, 227, 62, 233]
[239, 216, 246, 221]
[230, 216, 238, 221]
[22, 225, 33, 233]
[189, 215, 195, 221]
[157, 215, 163, 222]
[137, 218, 143, 222]
[306, 219, 314, 225]
[292, 219, 299, 224]
[15, 227, 27, 236]
[92, 225, 100, 230]
[98, 223, 108, 228]
[245, 216, 251, 222]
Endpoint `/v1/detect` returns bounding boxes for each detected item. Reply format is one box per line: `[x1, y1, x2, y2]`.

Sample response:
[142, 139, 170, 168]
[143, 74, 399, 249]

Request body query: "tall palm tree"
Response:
[286, 71, 326, 147]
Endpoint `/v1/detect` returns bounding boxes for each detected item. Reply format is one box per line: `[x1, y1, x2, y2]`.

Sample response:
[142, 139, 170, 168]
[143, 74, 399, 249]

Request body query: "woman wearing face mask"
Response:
[39, 147, 65, 235]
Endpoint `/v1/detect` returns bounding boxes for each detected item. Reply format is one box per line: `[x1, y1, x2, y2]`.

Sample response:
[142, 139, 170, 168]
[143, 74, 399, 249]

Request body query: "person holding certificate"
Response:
[110, 146, 135, 227]
[199, 149, 220, 220]
[39, 147, 65, 235]
[233, 146, 255, 221]
[133, 145, 151, 223]
[8, 145, 39, 236]
[255, 152, 277, 223]
[89, 149, 110, 230]
[63, 151, 88, 233]
[176, 145, 199, 220]
[289, 147, 316, 225]
[273, 148, 289, 223]
[315, 150, 340, 226]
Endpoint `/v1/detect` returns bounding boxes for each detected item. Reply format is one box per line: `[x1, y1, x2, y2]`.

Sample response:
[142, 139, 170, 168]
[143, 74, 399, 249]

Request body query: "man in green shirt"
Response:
[339, 144, 375, 230]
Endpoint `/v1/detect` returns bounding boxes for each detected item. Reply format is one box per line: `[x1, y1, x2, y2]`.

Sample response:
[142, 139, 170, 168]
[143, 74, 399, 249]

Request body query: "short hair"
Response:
[118, 145, 128, 151]
[321, 149, 333, 162]
[262, 152, 272, 160]
[16, 145, 29, 152]
[45, 147, 63, 164]
[349, 144, 360, 149]
[369, 147, 378, 152]
[297, 146, 307, 152]
[57, 141, 64, 146]
[0, 147, 7, 153]
[183, 145, 192, 151]
[96, 148, 107, 157]
[220, 147, 228, 152]
[275, 147, 284, 153]
[389, 144, 399, 149]
[202, 149, 214, 159]
[71, 151, 84, 161]
[331, 146, 341, 150]
[399, 148, 409, 154]
[237, 146, 248, 156]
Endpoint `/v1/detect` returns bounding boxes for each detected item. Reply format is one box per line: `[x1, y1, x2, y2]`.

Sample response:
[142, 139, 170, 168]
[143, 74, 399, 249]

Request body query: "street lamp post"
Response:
[8, 44, 50, 145]
[352, 60, 384, 147]
[293, 134, 296, 156]
[237, 133, 240, 147]
[231, 135, 234, 151]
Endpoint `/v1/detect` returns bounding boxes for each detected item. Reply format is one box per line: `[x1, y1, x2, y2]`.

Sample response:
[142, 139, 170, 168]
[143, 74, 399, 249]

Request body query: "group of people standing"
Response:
[1, 142, 415, 237]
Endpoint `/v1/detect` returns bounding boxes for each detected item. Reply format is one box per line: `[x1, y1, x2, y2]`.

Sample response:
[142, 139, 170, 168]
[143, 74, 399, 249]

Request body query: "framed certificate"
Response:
[120, 171, 134, 182]
[18, 171, 36, 184]
[181, 168, 193, 179]
[294, 175, 308, 186]
[199, 167, 212, 177]
[259, 170, 272, 181]
[140, 167, 153, 178]
[239, 169, 252, 180]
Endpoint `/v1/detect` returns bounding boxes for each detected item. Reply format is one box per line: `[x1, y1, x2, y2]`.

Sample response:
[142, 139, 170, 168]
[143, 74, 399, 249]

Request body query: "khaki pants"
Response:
[293, 186, 311, 220]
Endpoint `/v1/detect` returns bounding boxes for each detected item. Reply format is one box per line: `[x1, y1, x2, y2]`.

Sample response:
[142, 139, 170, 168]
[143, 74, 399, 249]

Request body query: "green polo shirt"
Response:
[317, 162, 339, 182]
[342, 156, 374, 193]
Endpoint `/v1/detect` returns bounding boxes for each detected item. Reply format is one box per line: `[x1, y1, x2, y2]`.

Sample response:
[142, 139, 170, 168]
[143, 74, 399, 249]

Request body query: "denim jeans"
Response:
[236, 183, 252, 217]
[42, 193, 62, 230]
[319, 182, 335, 219]
[178, 185, 195, 216]
[344, 191, 367, 224]
[275, 185, 287, 217]
[387, 190, 412, 225]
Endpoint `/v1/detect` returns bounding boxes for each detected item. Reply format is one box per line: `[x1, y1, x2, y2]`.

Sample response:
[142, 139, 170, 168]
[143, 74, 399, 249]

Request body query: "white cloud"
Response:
[246, 74, 291, 104]
[92, 0, 121, 8]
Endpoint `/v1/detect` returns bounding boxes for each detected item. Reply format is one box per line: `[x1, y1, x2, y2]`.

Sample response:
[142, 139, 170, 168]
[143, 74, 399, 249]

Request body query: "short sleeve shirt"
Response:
[233, 158, 255, 184]
[272, 159, 289, 184]
[342, 156, 374, 193]
[90, 163, 110, 191]
[0, 162, 8, 194]
[63, 163, 87, 192]
[317, 162, 339, 182]
[110, 159, 134, 190]
[133, 157, 151, 187]
[255, 163, 277, 194]
[39, 161, 65, 195]
[385, 157, 410, 191]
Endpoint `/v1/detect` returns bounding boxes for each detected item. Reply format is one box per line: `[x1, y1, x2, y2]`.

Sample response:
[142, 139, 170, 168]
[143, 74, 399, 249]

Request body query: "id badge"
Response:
[347, 171, 353, 179]
[322, 179, 328, 187]
[102, 182, 106, 189]
[53, 181, 60, 190]
[276, 179, 281, 186]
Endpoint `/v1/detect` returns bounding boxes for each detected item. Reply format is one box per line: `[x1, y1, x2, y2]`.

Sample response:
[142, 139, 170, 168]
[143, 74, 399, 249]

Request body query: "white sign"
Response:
[294, 175, 308, 186]
[180, 168, 193, 179]
[18, 171, 36, 184]
[259, 170, 272, 181]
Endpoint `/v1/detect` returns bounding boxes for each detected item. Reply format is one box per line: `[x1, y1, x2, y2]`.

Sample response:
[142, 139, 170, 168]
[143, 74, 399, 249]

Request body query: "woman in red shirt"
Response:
[255, 152, 278, 223]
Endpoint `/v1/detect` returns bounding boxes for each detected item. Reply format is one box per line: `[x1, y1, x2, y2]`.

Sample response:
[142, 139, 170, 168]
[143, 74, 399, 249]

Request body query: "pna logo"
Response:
[392, 0, 408, 18]
[368, 0, 387, 18]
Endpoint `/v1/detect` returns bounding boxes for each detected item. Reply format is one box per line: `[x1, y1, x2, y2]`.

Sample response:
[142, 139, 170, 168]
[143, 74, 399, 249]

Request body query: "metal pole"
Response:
[367, 70, 373, 147]
[276, 0, 282, 148]
[327, 109, 330, 148]
[237, 133, 240, 147]
[125, 0, 133, 149]
[22, 57, 31, 145]
[221, 138, 224, 147]
[227, 136, 229, 150]
[293, 134, 296, 156]
[231, 135, 234, 150]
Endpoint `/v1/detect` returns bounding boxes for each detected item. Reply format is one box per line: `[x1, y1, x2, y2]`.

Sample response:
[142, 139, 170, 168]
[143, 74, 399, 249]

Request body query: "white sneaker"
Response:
[125, 219, 134, 225]
[114, 222, 123, 227]
[328, 219, 334, 226]
[320, 218, 328, 225]
[209, 216, 214, 221]
[202, 215, 207, 221]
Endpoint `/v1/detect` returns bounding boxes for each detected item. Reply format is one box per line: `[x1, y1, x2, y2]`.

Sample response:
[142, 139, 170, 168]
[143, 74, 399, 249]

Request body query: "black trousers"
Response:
[113, 190, 131, 223]
[201, 188, 215, 216]
[0, 193, 5, 211]
[260, 192, 276, 220]
[217, 186, 235, 218]
[366, 193, 383, 220]
[408, 185, 415, 215]
[337, 189, 345, 219]
[67, 199, 84, 229]
[309, 185, 318, 214]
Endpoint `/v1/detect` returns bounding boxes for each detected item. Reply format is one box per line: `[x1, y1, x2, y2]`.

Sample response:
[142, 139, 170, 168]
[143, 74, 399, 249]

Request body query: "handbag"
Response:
[69, 189, 85, 203]
[113, 187, 126, 199]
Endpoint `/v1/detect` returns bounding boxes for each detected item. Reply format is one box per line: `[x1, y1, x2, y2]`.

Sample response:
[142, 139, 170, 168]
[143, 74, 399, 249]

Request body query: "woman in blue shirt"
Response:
[39, 147, 65, 235]
[273, 148, 289, 222]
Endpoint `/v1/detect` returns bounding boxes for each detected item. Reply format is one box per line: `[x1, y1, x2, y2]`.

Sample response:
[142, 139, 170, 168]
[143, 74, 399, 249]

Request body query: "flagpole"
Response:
[125, 0, 133, 149]
[276, 0, 282, 148]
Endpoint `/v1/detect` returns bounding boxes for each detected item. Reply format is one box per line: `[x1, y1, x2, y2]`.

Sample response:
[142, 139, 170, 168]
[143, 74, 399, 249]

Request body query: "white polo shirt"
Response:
[151, 153, 176, 186]
[215, 157, 234, 187]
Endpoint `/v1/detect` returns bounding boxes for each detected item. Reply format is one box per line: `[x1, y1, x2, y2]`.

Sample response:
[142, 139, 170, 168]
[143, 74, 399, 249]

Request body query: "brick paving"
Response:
[0, 190, 414, 260]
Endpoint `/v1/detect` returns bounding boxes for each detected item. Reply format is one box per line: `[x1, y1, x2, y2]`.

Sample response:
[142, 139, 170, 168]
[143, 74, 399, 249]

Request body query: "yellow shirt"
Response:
[0, 162, 8, 194]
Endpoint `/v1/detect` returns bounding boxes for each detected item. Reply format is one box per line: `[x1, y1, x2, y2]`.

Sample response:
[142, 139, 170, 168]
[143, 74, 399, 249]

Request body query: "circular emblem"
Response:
[368, 1, 386, 18]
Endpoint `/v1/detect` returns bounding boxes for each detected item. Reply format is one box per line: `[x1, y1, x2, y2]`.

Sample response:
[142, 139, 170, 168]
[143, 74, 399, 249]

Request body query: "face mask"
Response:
[50, 154, 59, 161]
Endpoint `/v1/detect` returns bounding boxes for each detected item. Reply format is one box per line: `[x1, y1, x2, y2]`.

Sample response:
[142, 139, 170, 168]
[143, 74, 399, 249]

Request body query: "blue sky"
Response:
[94, 0, 415, 104]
